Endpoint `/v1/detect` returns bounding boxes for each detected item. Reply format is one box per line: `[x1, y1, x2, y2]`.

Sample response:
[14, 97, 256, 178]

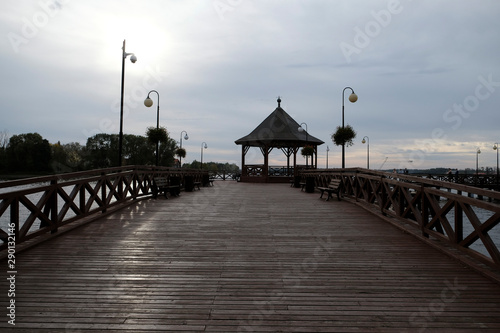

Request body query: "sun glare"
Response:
[99, 16, 170, 73]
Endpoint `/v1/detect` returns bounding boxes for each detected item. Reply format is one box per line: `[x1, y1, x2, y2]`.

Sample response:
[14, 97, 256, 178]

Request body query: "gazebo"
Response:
[235, 97, 324, 183]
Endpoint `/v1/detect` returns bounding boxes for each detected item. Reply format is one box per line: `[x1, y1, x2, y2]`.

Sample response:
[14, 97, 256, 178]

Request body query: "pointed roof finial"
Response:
[277, 96, 281, 107]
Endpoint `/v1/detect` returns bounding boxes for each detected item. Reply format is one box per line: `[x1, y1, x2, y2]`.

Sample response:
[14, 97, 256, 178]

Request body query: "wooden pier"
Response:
[1, 181, 500, 332]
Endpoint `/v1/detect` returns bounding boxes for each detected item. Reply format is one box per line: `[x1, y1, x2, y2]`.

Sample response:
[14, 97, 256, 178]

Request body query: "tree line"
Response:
[0, 131, 238, 176]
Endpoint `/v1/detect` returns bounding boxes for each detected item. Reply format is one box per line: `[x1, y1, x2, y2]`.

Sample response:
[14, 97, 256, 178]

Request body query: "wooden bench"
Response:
[317, 179, 343, 201]
[152, 177, 180, 199]
[193, 181, 201, 190]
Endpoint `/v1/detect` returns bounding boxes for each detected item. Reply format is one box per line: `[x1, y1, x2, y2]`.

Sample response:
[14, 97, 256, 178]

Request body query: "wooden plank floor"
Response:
[1, 181, 500, 332]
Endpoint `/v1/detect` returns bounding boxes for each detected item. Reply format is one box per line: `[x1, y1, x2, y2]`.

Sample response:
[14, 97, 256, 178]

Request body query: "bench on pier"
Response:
[193, 181, 201, 190]
[152, 177, 180, 199]
[317, 179, 342, 201]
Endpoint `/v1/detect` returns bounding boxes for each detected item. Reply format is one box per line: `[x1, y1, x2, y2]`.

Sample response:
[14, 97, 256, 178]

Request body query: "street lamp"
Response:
[200, 142, 207, 169]
[298, 122, 308, 167]
[494, 143, 499, 184]
[118, 39, 137, 167]
[476, 147, 481, 175]
[144, 90, 160, 166]
[326, 146, 330, 169]
[362, 136, 370, 169]
[179, 131, 189, 167]
[341, 87, 358, 168]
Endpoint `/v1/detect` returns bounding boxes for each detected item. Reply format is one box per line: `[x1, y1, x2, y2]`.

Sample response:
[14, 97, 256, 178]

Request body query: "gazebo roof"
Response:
[235, 98, 324, 147]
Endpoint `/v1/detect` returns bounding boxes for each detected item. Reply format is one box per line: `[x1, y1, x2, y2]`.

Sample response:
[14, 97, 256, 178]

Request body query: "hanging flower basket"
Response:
[331, 125, 357, 147]
[301, 145, 314, 156]
[146, 127, 168, 145]
[175, 147, 186, 158]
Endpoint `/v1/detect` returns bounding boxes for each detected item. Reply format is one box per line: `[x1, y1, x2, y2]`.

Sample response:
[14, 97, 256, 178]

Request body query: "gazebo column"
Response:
[241, 145, 250, 177]
[314, 145, 318, 169]
[260, 146, 271, 181]
[293, 147, 298, 176]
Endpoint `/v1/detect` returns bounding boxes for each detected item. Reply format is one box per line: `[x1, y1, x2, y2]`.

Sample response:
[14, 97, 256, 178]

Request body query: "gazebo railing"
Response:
[268, 165, 294, 177]
[243, 164, 264, 177]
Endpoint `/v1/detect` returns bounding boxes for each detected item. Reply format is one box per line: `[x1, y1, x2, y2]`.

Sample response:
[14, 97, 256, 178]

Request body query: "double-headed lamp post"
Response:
[200, 142, 207, 169]
[144, 90, 160, 166]
[494, 143, 499, 183]
[476, 147, 481, 175]
[118, 39, 137, 166]
[341, 87, 358, 168]
[362, 136, 370, 169]
[179, 131, 189, 167]
[298, 122, 308, 167]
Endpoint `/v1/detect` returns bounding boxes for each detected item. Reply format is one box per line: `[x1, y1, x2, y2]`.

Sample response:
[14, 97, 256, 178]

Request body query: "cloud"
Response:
[1, 0, 499, 170]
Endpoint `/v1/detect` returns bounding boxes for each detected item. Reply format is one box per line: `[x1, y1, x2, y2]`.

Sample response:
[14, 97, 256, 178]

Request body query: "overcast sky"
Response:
[1, 0, 499, 171]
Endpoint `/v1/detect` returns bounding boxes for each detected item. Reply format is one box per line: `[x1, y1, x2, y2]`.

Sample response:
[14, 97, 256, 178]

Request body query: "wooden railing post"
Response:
[10, 198, 19, 243]
[454, 201, 463, 244]
[50, 179, 58, 234]
[41, 179, 58, 234]
[101, 172, 107, 213]
[420, 184, 429, 238]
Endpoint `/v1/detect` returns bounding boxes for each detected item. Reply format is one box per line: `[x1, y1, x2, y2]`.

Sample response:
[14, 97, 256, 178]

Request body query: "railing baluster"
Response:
[299, 168, 500, 270]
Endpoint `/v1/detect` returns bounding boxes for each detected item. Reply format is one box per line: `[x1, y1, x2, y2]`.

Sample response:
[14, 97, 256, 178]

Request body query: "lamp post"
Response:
[118, 39, 137, 167]
[144, 90, 160, 166]
[326, 146, 330, 169]
[298, 122, 308, 167]
[341, 87, 358, 168]
[494, 143, 499, 184]
[200, 142, 207, 169]
[362, 136, 370, 169]
[476, 147, 481, 176]
[179, 131, 189, 167]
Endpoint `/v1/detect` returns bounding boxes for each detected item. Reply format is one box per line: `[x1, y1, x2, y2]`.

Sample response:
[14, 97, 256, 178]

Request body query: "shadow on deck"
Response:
[1, 182, 500, 332]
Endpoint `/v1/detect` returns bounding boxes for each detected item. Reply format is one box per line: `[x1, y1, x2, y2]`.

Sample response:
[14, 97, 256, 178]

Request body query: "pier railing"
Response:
[301, 168, 500, 270]
[0, 166, 207, 250]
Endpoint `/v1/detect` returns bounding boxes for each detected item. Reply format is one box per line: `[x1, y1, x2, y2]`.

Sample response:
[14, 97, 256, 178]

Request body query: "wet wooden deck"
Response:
[2, 181, 500, 332]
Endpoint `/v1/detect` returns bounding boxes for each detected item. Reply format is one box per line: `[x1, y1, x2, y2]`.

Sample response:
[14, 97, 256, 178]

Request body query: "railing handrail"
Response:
[0, 166, 209, 251]
[301, 168, 500, 270]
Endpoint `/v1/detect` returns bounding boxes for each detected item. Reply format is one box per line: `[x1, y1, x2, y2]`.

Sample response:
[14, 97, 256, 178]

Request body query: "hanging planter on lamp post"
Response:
[146, 126, 168, 165]
[301, 145, 314, 157]
[331, 124, 357, 148]
[146, 126, 168, 144]
[175, 147, 186, 159]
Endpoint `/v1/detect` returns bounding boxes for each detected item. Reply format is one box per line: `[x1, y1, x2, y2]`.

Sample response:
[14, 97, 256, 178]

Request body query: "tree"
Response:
[6, 133, 52, 173]
[63, 142, 85, 171]
[157, 137, 178, 166]
[85, 133, 116, 169]
[0, 130, 8, 172]
[51, 141, 68, 173]
[125, 134, 156, 166]
[145, 126, 177, 167]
